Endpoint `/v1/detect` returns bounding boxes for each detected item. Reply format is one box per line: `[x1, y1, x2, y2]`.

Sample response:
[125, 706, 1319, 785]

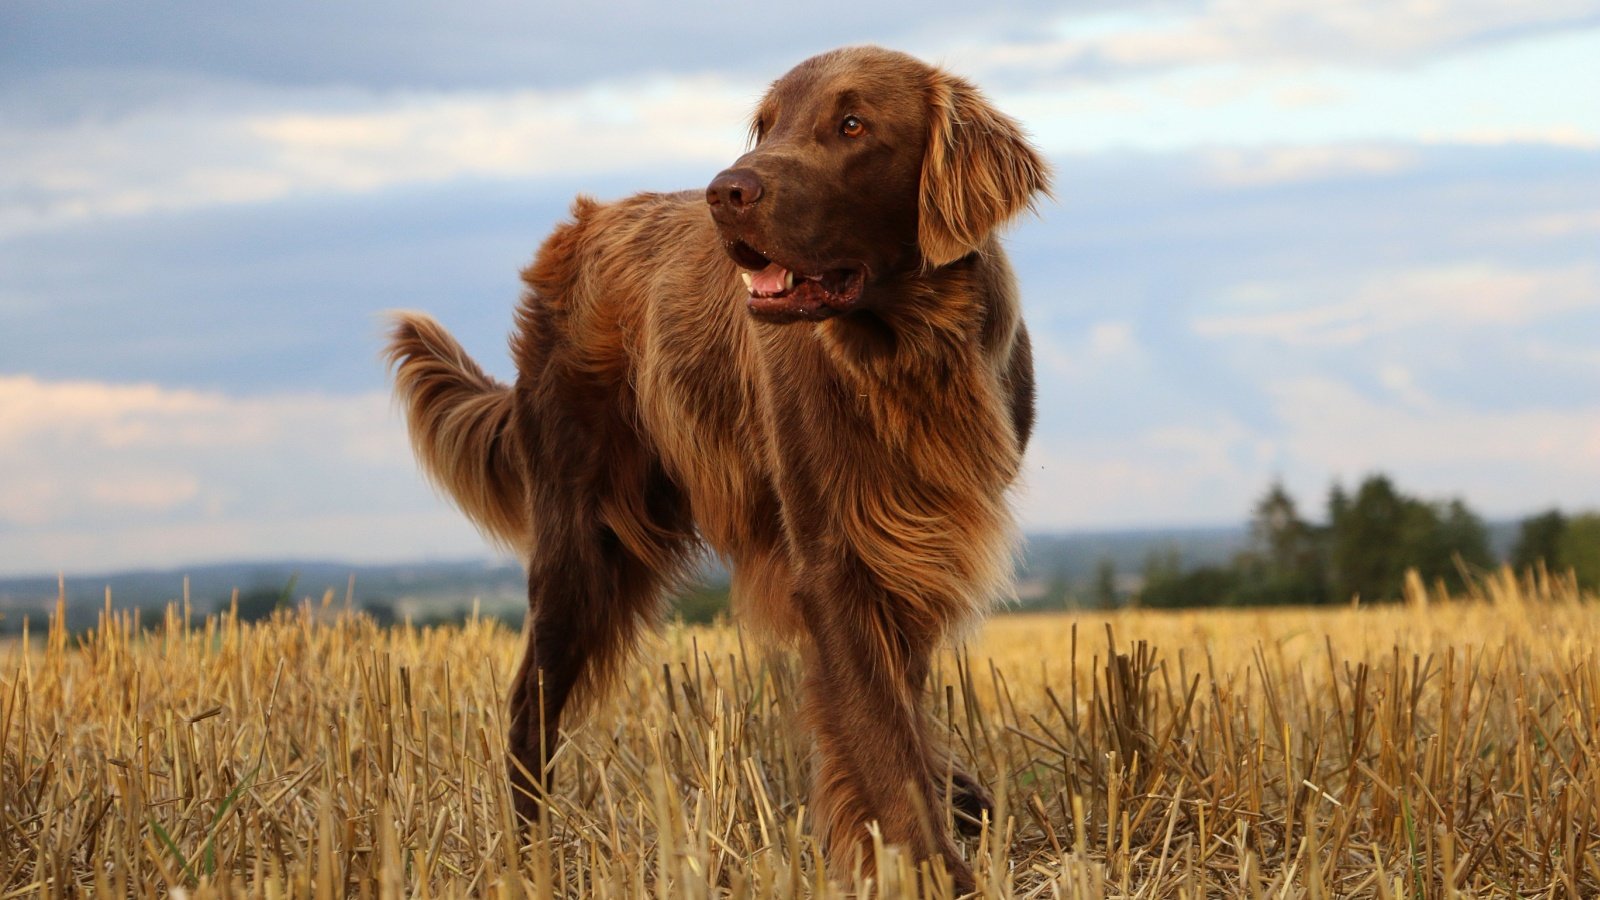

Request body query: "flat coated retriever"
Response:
[386, 45, 1049, 890]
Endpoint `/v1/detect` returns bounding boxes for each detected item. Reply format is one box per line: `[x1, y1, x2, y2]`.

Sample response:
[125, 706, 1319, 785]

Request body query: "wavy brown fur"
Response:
[384, 45, 1050, 893]
[385, 313, 529, 555]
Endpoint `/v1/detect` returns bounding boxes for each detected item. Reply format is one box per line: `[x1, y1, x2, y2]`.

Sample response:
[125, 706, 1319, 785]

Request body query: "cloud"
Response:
[4, 3, 1596, 239]
[0, 76, 752, 239]
[993, 25, 1600, 154]
[1270, 377, 1600, 513]
[1016, 369, 1600, 531]
[0, 375, 491, 575]
[1198, 145, 1417, 187]
[11, 0, 1589, 100]
[1031, 319, 1144, 387]
[964, 0, 1600, 80]
[87, 477, 202, 512]
[1193, 263, 1600, 345]
[1436, 126, 1600, 149]
[1516, 210, 1600, 238]
[1018, 414, 1276, 530]
[1005, 139, 1600, 531]
[0, 0, 1085, 93]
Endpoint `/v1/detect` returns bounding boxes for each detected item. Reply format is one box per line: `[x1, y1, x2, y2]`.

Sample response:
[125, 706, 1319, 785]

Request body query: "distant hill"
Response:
[0, 520, 1523, 633]
[0, 558, 528, 633]
[1022, 525, 1246, 579]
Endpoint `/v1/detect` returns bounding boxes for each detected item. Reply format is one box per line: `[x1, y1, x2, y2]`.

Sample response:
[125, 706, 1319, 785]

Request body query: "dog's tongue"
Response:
[750, 264, 789, 295]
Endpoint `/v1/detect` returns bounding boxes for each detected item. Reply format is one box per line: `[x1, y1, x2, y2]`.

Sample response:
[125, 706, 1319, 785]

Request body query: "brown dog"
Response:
[386, 46, 1049, 889]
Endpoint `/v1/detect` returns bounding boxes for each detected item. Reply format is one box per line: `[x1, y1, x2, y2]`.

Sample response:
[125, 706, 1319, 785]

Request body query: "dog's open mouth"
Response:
[724, 240, 865, 322]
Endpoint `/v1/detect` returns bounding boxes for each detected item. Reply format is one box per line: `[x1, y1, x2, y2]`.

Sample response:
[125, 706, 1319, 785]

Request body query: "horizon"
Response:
[3, 520, 1250, 584]
[1, 512, 1534, 586]
[3, 2, 1597, 577]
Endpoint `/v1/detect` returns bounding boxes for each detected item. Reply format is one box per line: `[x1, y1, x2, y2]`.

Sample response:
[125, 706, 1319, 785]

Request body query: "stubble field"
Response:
[4, 568, 1599, 898]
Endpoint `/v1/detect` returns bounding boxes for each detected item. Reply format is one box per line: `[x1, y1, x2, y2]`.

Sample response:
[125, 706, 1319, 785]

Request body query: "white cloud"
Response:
[3, 510, 488, 579]
[1522, 339, 1600, 372]
[0, 75, 752, 239]
[1194, 263, 1600, 345]
[1199, 145, 1416, 187]
[1087, 321, 1137, 356]
[1030, 319, 1144, 386]
[1017, 414, 1271, 530]
[88, 476, 201, 512]
[989, 24, 1600, 155]
[1377, 364, 1432, 408]
[970, 0, 1600, 76]
[0, 376, 386, 455]
[3, 9, 1596, 237]
[1432, 126, 1600, 149]
[0, 375, 491, 575]
[1270, 377, 1600, 513]
[1518, 210, 1600, 238]
[1015, 370, 1600, 530]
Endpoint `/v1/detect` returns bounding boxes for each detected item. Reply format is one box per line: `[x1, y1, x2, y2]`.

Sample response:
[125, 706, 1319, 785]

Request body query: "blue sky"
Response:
[1, 0, 1597, 575]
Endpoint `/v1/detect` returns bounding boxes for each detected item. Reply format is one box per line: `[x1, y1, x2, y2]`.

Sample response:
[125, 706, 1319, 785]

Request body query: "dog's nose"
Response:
[706, 168, 763, 215]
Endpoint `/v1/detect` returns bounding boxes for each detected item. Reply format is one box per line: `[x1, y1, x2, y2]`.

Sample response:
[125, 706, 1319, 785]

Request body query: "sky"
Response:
[1, 0, 1598, 576]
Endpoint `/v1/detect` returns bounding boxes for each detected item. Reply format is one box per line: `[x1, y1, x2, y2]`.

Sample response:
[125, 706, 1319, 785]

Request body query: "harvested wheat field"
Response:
[4, 568, 1600, 898]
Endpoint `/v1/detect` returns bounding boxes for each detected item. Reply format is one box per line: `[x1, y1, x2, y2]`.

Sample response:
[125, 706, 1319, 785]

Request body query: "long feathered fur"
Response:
[384, 311, 529, 555]
[381, 47, 1049, 893]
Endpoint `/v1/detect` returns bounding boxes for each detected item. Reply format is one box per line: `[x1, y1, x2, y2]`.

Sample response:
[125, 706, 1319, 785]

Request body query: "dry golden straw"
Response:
[4, 566, 1599, 897]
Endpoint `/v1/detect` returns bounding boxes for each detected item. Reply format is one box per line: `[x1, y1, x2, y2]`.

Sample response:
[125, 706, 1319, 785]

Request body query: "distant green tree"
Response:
[1133, 547, 1182, 608]
[1559, 513, 1600, 591]
[412, 608, 467, 629]
[1413, 499, 1493, 591]
[361, 598, 398, 627]
[1233, 481, 1328, 606]
[1329, 475, 1410, 603]
[1328, 476, 1492, 602]
[231, 574, 299, 622]
[1023, 564, 1072, 611]
[1136, 546, 1241, 608]
[1513, 510, 1568, 572]
[1091, 557, 1119, 609]
[1139, 565, 1239, 609]
[233, 588, 282, 622]
[1327, 482, 1351, 527]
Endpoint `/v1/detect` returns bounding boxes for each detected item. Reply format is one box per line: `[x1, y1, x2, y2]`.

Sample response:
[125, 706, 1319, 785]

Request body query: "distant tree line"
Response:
[1137, 474, 1600, 608]
[1509, 510, 1600, 588]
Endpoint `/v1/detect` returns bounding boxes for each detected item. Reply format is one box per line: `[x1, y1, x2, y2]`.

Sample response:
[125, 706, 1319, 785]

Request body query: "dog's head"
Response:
[707, 46, 1051, 323]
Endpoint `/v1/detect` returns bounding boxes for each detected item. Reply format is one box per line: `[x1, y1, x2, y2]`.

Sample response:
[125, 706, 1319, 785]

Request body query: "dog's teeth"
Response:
[740, 272, 753, 290]
[784, 271, 794, 290]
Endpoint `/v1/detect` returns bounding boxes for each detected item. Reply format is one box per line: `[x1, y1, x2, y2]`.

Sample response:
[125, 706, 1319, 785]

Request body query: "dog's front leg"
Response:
[904, 652, 995, 837]
[797, 565, 974, 893]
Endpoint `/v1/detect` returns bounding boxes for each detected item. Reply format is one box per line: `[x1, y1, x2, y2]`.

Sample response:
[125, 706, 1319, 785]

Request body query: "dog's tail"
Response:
[385, 311, 529, 555]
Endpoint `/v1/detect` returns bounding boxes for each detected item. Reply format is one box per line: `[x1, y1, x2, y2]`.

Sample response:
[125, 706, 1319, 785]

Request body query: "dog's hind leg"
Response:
[505, 453, 694, 826]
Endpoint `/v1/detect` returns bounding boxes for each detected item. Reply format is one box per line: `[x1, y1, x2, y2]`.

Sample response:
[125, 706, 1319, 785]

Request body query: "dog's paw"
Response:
[946, 769, 994, 836]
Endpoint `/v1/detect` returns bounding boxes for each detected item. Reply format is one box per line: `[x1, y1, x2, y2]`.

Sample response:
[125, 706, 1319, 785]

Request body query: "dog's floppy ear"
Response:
[919, 71, 1052, 268]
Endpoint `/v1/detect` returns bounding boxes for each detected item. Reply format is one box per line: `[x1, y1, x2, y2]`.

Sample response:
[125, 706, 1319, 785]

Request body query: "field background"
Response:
[5, 569, 1599, 898]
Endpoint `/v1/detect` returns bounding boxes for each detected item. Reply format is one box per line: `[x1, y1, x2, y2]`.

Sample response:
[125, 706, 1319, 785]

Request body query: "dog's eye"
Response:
[840, 115, 866, 138]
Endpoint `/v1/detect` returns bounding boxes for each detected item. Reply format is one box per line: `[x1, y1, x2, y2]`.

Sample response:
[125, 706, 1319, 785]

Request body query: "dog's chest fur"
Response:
[558, 194, 1033, 637]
